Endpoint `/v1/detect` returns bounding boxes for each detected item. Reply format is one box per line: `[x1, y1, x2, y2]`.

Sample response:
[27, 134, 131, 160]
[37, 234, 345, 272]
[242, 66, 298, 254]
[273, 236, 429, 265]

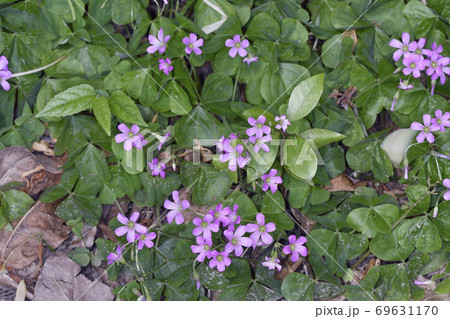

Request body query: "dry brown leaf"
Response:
[0, 201, 70, 269]
[32, 140, 54, 157]
[14, 279, 27, 301]
[33, 255, 114, 301]
[291, 207, 316, 234]
[324, 174, 367, 192]
[274, 258, 303, 281]
[0, 146, 62, 196]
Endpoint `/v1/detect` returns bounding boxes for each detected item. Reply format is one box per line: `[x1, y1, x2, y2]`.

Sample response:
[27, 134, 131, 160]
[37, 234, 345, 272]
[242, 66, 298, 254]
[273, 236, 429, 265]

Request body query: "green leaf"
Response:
[434, 277, 450, 294]
[109, 90, 147, 126]
[121, 69, 157, 107]
[197, 263, 230, 290]
[36, 84, 95, 118]
[281, 273, 315, 301]
[347, 204, 399, 238]
[370, 225, 415, 261]
[174, 106, 228, 149]
[403, 0, 436, 37]
[192, 166, 232, 206]
[223, 192, 258, 219]
[284, 136, 318, 180]
[75, 144, 111, 193]
[201, 73, 233, 107]
[155, 81, 193, 116]
[92, 96, 111, 136]
[0, 190, 34, 222]
[299, 129, 345, 149]
[261, 191, 294, 230]
[287, 73, 324, 121]
[55, 193, 102, 226]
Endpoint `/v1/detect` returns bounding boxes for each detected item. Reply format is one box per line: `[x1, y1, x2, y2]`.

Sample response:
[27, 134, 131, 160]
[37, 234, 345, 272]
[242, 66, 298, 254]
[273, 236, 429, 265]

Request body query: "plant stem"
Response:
[232, 65, 241, 101]
[351, 250, 371, 270]
[11, 56, 67, 78]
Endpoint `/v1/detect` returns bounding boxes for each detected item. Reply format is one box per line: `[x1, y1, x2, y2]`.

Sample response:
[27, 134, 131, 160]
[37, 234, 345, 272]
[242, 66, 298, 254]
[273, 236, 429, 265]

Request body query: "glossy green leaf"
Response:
[287, 73, 324, 121]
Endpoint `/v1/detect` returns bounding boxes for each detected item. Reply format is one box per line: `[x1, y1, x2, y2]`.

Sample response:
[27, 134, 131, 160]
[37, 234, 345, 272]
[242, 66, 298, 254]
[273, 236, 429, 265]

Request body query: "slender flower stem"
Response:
[11, 56, 67, 78]
[351, 250, 371, 270]
[232, 65, 241, 101]
[352, 105, 368, 137]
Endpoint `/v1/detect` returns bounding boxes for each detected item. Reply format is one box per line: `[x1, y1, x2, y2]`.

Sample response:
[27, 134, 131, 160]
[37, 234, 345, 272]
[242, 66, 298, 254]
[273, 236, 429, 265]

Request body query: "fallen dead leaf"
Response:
[0, 146, 62, 196]
[33, 255, 114, 301]
[324, 174, 367, 192]
[274, 258, 303, 281]
[343, 29, 358, 50]
[0, 201, 70, 269]
[32, 140, 55, 157]
[14, 279, 27, 301]
[291, 207, 316, 234]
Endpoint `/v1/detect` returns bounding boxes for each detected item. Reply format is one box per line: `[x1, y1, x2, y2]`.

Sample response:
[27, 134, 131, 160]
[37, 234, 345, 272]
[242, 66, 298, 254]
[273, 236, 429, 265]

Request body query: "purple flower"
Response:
[262, 256, 282, 271]
[408, 38, 426, 57]
[391, 92, 399, 112]
[424, 52, 450, 79]
[432, 110, 450, 132]
[422, 42, 443, 58]
[190, 236, 213, 262]
[228, 204, 241, 227]
[243, 54, 258, 65]
[246, 115, 271, 138]
[192, 214, 219, 239]
[249, 134, 272, 153]
[282, 235, 308, 262]
[443, 179, 450, 201]
[246, 213, 276, 246]
[159, 58, 173, 76]
[182, 33, 204, 55]
[115, 212, 147, 243]
[0, 56, 12, 91]
[398, 78, 413, 90]
[209, 250, 231, 272]
[158, 133, 170, 150]
[389, 32, 414, 61]
[209, 203, 231, 226]
[147, 28, 170, 54]
[215, 135, 228, 153]
[275, 115, 291, 132]
[410, 114, 440, 143]
[219, 143, 248, 171]
[107, 245, 125, 265]
[225, 35, 249, 58]
[135, 231, 156, 250]
[261, 169, 283, 193]
[115, 124, 143, 151]
[148, 158, 166, 178]
[164, 190, 189, 225]
[224, 225, 252, 257]
[402, 53, 426, 78]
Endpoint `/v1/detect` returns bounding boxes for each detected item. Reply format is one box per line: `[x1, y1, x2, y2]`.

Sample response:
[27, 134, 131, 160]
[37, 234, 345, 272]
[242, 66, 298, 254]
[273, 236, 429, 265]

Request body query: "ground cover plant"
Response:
[0, 0, 449, 301]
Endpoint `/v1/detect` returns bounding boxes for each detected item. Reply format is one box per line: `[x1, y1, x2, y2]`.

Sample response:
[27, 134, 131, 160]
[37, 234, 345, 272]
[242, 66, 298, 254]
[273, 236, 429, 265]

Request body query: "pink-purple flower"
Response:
[227, 204, 241, 228]
[159, 58, 173, 75]
[443, 179, 450, 201]
[115, 124, 146, 151]
[115, 212, 147, 243]
[282, 235, 308, 262]
[164, 190, 189, 225]
[219, 143, 248, 171]
[246, 213, 276, 246]
[107, 245, 125, 265]
[148, 158, 166, 178]
[261, 169, 283, 193]
[389, 32, 414, 61]
[422, 42, 443, 57]
[147, 28, 170, 54]
[398, 78, 413, 90]
[410, 114, 440, 143]
[243, 54, 258, 65]
[209, 250, 231, 272]
[224, 225, 252, 257]
[0, 56, 12, 91]
[408, 38, 426, 57]
[192, 214, 219, 239]
[246, 115, 271, 138]
[135, 231, 156, 250]
[432, 110, 450, 132]
[190, 236, 213, 262]
[402, 53, 426, 78]
[249, 134, 272, 153]
[182, 33, 204, 55]
[262, 256, 282, 271]
[158, 133, 170, 150]
[225, 35, 249, 58]
[209, 203, 231, 226]
[275, 115, 291, 132]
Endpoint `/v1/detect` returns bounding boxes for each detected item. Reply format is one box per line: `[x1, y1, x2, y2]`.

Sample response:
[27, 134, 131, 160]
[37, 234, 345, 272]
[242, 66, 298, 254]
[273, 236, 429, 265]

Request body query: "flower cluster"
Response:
[389, 33, 450, 97]
[115, 124, 148, 151]
[225, 35, 258, 65]
[108, 212, 156, 264]
[147, 28, 204, 76]
[0, 56, 12, 91]
[190, 208, 276, 272]
[410, 110, 449, 143]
